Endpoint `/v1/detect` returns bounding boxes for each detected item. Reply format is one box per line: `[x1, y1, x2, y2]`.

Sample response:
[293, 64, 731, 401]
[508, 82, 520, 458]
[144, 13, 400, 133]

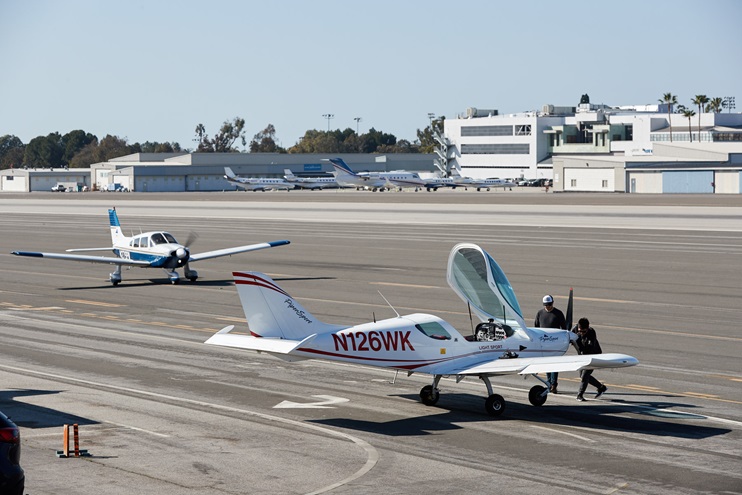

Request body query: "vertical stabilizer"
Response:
[108, 208, 126, 246]
[328, 158, 357, 177]
[233, 272, 347, 340]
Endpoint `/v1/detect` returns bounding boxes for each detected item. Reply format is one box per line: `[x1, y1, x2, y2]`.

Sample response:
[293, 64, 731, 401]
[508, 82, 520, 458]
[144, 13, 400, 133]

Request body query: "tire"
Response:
[485, 394, 506, 416]
[420, 385, 440, 406]
[528, 385, 548, 407]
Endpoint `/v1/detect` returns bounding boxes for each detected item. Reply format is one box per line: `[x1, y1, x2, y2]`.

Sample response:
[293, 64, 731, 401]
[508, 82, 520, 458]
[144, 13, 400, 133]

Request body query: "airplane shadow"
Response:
[0, 389, 97, 429]
[57, 276, 335, 290]
[308, 392, 731, 440]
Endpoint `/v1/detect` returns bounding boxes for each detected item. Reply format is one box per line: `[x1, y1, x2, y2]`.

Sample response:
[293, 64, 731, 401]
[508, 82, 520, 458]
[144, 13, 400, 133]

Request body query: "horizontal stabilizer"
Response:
[204, 325, 316, 354]
[450, 353, 638, 376]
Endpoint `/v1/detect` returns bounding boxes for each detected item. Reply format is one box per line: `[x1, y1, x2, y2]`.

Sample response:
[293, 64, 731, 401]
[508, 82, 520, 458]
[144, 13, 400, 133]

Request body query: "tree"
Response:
[194, 117, 246, 152]
[23, 133, 64, 167]
[249, 124, 285, 153]
[659, 92, 678, 142]
[69, 135, 135, 168]
[61, 130, 97, 166]
[707, 97, 724, 113]
[0, 135, 25, 170]
[138, 141, 182, 153]
[416, 117, 445, 154]
[691, 95, 709, 142]
[678, 105, 696, 142]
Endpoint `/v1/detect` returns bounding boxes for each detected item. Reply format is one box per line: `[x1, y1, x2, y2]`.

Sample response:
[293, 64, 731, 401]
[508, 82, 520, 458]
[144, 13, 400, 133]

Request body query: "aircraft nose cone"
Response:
[176, 247, 188, 259]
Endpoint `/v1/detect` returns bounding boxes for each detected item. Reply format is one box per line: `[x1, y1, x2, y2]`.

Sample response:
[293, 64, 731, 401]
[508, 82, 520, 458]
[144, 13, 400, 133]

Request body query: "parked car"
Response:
[0, 411, 24, 495]
[51, 184, 66, 192]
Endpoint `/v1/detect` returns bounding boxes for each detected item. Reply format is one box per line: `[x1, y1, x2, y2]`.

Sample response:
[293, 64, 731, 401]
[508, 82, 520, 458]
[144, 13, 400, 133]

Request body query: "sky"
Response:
[2, 0, 741, 151]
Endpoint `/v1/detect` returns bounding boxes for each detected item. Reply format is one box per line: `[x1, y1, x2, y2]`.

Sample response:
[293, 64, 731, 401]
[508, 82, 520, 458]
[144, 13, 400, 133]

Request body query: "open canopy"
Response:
[446, 243, 529, 334]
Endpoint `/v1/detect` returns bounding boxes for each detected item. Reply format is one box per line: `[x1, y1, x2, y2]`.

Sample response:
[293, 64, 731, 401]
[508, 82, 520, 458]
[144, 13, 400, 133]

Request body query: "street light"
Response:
[322, 114, 334, 131]
[723, 96, 736, 113]
[427, 113, 436, 126]
[354, 117, 362, 134]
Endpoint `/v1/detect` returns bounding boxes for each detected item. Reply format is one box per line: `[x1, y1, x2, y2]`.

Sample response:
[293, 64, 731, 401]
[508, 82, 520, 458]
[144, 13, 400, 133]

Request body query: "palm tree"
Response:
[679, 106, 696, 142]
[691, 95, 709, 142]
[659, 92, 678, 142]
[708, 97, 724, 113]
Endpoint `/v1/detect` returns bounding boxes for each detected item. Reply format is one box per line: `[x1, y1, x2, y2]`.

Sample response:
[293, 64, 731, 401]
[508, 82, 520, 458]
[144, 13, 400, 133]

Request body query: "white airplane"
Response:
[12, 208, 290, 285]
[205, 243, 637, 417]
[450, 164, 516, 191]
[328, 158, 427, 191]
[224, 167, 293, 192]
[283, 169, 340, 190]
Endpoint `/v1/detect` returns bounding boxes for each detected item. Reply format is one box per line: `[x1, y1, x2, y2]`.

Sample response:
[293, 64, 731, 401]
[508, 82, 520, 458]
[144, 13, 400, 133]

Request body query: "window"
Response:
[571, 179, 577, 187]
[461, 144, 530, 155]
[602, 180, 608, 188]
[461, 126, 513, 137]
[415, 322, 451, 340]
[515, 125, 531, 136]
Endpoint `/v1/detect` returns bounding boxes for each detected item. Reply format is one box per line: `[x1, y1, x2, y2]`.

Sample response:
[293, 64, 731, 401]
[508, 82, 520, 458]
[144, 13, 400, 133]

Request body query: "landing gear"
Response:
[165, 270, 180, 284]
[419, 375, 442, 406]
[110, 265, 122, 286]
[184, 264, 198, 282]
[528, 385, 548, 407]
[485, 394, 506, 416]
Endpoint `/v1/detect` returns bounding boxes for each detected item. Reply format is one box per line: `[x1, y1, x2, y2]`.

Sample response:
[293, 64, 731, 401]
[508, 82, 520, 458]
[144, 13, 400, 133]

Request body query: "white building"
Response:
[442, 102, 742, 192]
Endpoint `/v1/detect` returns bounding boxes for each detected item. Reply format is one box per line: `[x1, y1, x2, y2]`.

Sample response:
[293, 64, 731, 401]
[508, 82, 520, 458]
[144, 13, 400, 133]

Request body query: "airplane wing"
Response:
[188, 240, 290, 263]
[432, 353, 638, 376]
[12, 251, 150, 266]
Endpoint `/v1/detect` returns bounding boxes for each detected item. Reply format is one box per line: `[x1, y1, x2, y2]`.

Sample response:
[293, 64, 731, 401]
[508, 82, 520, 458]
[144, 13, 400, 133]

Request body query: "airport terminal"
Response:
[2, 100, 741, 194]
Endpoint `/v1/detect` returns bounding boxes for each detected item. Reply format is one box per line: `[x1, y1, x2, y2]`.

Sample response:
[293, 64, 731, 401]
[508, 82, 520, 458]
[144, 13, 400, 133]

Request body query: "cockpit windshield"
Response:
[151, 233, 178, 245]
[447, 245, 526, 333]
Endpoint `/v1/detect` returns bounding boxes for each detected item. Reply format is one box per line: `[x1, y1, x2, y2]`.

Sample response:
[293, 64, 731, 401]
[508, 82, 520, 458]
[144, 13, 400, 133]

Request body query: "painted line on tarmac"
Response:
[0, 363, 379, 495]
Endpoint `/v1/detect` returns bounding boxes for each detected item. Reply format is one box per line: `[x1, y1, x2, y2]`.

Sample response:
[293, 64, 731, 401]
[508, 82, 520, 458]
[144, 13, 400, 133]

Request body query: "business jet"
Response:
[205, 243, 637, 417]
[328, 158, 427, 191]
[283, 169, 340, 190]
[12, 208, 290, 285]
[450, 164, 515, 191]
[224, 167, 293, 191]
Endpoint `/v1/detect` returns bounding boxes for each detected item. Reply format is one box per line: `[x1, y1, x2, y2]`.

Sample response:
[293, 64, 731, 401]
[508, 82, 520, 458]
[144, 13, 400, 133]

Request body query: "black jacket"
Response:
[572, 326, 602, 355]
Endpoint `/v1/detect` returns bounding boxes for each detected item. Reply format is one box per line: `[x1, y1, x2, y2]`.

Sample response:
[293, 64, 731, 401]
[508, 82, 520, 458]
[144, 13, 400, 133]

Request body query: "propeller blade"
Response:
[184, 232, 199, 248]
[566, 288, 574, 330]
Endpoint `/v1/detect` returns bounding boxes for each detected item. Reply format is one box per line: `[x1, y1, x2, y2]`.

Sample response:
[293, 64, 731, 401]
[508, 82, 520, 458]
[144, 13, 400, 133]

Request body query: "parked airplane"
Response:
[205, 243, 637, 417]
[450, 164, 516, 191]
[12, 208, 290, 285]
[283, 169, 340, 190]
[328, 158, 427, 191]
[224, 167, 293, 191]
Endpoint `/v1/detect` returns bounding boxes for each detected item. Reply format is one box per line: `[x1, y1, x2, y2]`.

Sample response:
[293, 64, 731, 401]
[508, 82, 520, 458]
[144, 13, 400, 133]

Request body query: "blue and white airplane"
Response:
[224, 167, 293, 192]
[12, 208, 290, 285]
[328, 158, 427, 191]
[283, 169, 341, 190]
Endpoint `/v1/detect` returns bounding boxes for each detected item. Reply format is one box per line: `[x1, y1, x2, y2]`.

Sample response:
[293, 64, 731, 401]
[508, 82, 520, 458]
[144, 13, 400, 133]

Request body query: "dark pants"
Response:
[547, 372, 558, 386]
[578, 369, 602, 395]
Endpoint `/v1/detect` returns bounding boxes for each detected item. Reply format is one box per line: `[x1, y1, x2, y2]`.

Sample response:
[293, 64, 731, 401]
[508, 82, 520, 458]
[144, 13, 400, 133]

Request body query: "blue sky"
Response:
[1, 0, 740, 151]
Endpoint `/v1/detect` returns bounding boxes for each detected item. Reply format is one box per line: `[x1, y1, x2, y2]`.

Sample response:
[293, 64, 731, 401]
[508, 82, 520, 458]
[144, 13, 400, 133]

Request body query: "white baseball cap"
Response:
[542, 295, 554, 305]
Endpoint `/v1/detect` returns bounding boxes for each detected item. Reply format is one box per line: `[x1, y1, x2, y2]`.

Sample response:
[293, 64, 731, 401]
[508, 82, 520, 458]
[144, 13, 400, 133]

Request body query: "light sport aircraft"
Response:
[224, 167, 293, 192]
[283, 169, 340, 190]
[328, 158, 427, 191]
[205, 243, 638, 417]
[12, 208, 290, 285]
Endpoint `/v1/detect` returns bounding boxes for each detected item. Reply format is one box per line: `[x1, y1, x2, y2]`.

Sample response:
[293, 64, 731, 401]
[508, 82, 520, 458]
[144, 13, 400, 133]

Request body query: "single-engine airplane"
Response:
[205, 243, 637, 417]
[12, 208, 290, 285]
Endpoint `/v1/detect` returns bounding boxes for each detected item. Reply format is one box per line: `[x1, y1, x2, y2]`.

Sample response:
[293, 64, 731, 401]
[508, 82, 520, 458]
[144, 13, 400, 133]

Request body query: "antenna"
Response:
[378, 291, 400, 318]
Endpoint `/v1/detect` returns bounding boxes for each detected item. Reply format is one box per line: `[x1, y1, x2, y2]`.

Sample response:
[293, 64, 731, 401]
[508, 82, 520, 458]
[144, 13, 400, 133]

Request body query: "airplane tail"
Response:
[232, 271, 346, 341]
[328, 158, 357, 177]
[224, 167, 237, 179]
[108, 208, 126, 245]
[283, 169, 296, 180]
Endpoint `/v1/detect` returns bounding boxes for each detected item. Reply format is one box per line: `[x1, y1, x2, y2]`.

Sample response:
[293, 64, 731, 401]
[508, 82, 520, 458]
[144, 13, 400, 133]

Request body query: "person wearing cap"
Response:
[571, 317, 607, 401]
[534, 294, 566, 393]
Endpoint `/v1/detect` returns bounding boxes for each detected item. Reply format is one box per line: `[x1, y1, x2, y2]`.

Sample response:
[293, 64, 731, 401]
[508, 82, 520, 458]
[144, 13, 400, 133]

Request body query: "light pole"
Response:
[427, 113, 436, 127]
[723, 96, 736, 113]
[322, 114, 334, 132]
[353, 117, 362, 134]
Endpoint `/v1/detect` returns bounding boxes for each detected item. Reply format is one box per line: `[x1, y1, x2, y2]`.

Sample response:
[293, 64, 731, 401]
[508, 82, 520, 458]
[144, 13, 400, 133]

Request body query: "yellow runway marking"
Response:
[216, 316, 246, 323]
[369, 282, 441, 290]
[66, 299, 125, 308]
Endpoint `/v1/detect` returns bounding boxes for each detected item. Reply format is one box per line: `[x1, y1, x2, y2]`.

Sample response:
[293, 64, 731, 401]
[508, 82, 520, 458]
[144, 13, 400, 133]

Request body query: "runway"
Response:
[1, 192, 741, 494]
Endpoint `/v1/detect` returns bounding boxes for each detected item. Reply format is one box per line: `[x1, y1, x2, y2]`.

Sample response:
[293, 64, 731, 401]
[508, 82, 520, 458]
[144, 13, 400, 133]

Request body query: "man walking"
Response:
[572, 317, 608, 401]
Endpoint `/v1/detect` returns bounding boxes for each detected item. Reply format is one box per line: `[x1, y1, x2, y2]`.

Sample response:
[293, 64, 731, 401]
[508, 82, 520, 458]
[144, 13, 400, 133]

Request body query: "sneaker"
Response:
[576, 395, 585, 402]
[595, 385, 607, 399]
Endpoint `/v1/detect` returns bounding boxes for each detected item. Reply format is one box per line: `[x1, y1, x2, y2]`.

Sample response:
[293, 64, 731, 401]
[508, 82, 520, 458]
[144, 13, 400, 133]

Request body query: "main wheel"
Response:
[420, 385, 440, 406]
[528, 385, 548, 407]
[485, 394, 506, 416]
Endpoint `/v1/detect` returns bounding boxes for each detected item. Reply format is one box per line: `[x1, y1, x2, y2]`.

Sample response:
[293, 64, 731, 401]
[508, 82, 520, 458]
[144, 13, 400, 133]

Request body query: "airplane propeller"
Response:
[172, 232, 198, 265]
